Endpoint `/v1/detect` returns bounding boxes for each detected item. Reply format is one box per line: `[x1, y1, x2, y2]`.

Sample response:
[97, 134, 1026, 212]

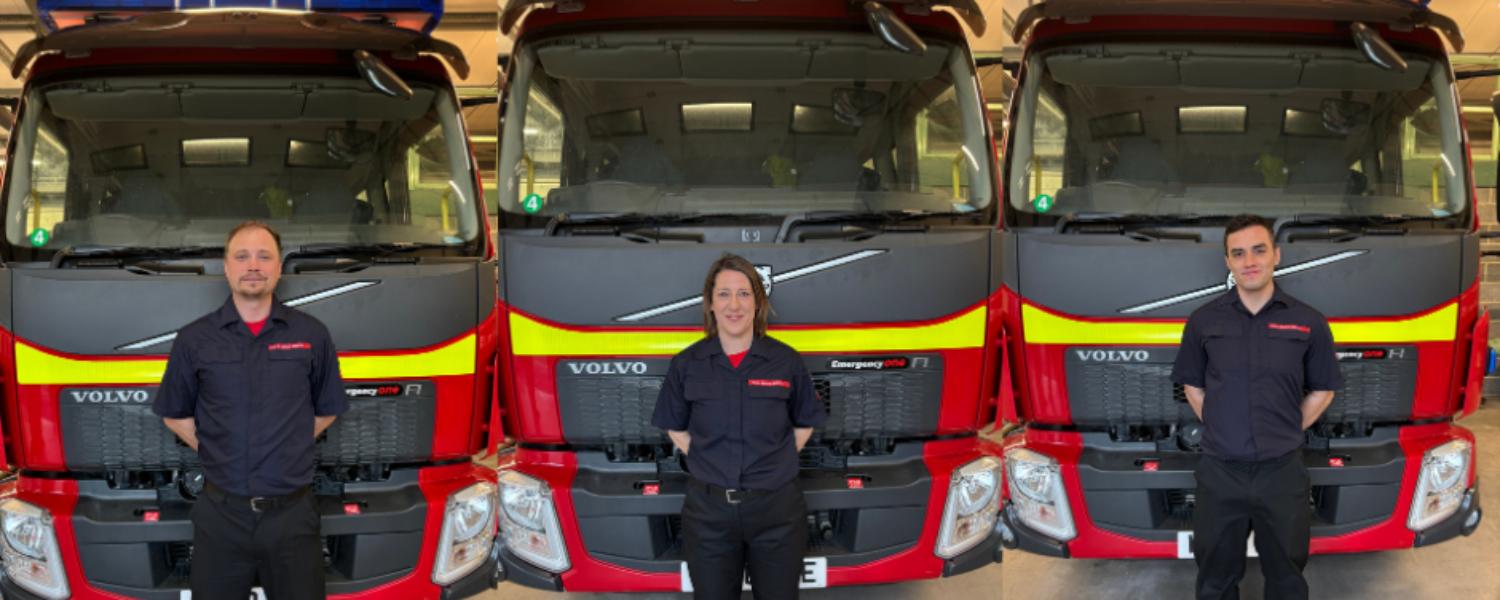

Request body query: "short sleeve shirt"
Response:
[153, 298, 348, 497]
[651, 335, 828, 491]
[1171, 287, 1343, 462]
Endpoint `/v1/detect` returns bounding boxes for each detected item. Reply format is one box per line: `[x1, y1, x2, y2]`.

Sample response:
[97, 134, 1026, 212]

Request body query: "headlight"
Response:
[1408, 439, 1472, 532]
[0, 498, 69, 599]
[432, 482, 497, 586]
[497, 471, 570, 573]
[1004, 447, 1076, 542]
[935, 456, 1001, 558]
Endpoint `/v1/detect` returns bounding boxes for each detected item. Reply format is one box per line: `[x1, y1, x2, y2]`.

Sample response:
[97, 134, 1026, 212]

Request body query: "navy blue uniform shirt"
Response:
[153, 298, 348, 497]
[651, 335, 828, 491]
[1171, 287, 1344, 462]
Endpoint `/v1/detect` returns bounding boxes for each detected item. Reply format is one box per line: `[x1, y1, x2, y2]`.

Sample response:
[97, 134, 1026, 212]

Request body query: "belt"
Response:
[1211, 448, 1302, 474]
[204, 481, 312, 513]
[694, 480, 776, 505]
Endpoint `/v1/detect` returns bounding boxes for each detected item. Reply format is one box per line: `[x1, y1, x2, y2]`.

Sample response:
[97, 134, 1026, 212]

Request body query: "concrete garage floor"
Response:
[478, 402, 1498, 600]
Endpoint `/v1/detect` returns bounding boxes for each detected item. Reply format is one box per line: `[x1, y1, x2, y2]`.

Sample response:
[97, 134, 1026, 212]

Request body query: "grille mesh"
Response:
[61, 400, 433, 471]
[558, 376, 669, 443]
[1067, 360, 1415, 426]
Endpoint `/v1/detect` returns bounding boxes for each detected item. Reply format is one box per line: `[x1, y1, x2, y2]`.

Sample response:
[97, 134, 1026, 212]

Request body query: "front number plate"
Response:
[1176, 531, 1259, 559]
[680, 557, 828, 591]
[179, 589, 266, 600]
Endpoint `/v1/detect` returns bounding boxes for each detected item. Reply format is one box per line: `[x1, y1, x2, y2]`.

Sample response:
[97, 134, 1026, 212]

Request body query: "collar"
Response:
[1221, 284, 1294, 314]
[691, 335, 769, 360]
[213, 296, 290, 329]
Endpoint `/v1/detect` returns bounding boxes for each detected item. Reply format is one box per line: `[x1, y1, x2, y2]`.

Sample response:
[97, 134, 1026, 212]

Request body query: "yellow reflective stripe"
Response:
[340, 335, 477, 379]
[1021, 305, 1186, 345]
[15, 345, 167, 385]
[1329, 304, 1456, 343]
[14, 335, 477, 386]
[1021, 302, 1459, 346]
[510, 307, 988, 356]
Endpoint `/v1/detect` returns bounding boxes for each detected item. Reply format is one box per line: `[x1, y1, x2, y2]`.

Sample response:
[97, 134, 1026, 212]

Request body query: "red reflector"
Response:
[1329, 458, 1345, 467]
[643, 484, 660, 496]
[847, 478, 864, 489]
[343, 504, 361, 515]
[1142, 462, 1159, 471]
[142, 511, 159, 522]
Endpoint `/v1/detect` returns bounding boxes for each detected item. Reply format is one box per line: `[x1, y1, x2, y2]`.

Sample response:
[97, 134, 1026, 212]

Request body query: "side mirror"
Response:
[354, 50, 413, 100]
[1350, 23, 1407, 73]
[863, 2, 925, 56]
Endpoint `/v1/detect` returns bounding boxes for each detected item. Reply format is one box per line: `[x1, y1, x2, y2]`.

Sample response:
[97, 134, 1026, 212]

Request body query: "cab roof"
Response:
[1014, 0, 1464, 52]
[12, 9, 469, 80]
[500, 0, 985, 39]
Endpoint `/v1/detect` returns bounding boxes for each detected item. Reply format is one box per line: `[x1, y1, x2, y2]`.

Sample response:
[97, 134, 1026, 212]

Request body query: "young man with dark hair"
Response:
[154, 221, 348, 600]
[1172, 214, 1344, 600]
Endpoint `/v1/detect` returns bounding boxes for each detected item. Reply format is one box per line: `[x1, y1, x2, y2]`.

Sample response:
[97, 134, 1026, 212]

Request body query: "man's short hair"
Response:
[1223, 214, 1274, 255]
[225, 221, 283, 255]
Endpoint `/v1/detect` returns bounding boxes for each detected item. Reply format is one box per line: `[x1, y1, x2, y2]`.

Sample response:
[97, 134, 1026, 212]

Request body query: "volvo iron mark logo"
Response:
[69, 389, 151, 403]
[614, 250, 888, 322]
[567, 362, 650, 375]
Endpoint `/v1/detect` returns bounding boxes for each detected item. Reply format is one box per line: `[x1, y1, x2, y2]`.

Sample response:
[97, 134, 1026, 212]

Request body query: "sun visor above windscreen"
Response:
[536, 37, 951, 82]
[37, 0, 444, 34]
[1046, 48, 1434, 91]
[45, 85, 437, 120]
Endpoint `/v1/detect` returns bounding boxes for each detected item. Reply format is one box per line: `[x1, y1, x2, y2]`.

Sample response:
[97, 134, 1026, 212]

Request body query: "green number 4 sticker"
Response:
[28, 228, 49, 247]
[1033, 194, 1055, 213]
[522, 194, 543, 214]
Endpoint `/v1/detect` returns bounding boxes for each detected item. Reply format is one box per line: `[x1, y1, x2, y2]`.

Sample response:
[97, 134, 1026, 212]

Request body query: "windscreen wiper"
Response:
[775, 210, 986, 243]
[50, 245, 221, 268]
[284, 242, 470, 260]
[1272, 214, 1461, 238]
[543, 212, 775, 236]
[1052, 213, 1231, 233]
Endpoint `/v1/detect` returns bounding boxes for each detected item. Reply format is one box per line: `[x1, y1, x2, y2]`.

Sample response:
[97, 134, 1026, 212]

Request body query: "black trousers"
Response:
[1193, 451, 1312, 600]
[190, 486, 325, 600]
[681, 479, 808, 600]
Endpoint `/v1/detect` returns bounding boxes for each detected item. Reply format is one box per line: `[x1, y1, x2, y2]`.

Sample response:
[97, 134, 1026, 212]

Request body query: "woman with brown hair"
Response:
[651, 253, 828, 600]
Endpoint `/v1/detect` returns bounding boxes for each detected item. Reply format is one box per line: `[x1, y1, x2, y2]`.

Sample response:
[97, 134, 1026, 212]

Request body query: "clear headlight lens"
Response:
[1407, 439, 1472, 532]
[935, 456, 1002, 558]
[432, 482, 497, 586]
[1004, 447, 1076, 542]
[0, 498, 69, 599]
[497, 470, 570, 573]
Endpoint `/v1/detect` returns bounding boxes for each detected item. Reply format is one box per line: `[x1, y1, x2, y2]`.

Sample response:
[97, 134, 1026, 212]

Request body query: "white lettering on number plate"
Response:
[1177, 531, 1258, 559]
[179, 589, 266, 600]
[680, 557, 828, 591]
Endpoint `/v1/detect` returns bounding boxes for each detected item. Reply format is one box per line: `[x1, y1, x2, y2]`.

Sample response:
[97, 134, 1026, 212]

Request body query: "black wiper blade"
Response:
[63, 244, 220, 257]
[1272, 214, 1460, 237]
[286, 242, 466, 259]
[544, 212, 775, 236]
[797, 210, 987, 224]
[1053, 213, 1230, 233]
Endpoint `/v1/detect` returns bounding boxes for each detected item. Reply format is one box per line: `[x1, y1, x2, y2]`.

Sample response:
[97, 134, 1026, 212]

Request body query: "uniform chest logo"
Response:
[749, 380, 790, 387]
[269, 343, 311, 351]
[1267, 324, 1310, 333]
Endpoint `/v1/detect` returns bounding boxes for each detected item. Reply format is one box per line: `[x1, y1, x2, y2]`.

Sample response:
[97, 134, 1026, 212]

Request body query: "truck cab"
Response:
[996, 0, 1486, 560]
[0, 4, 502, 599]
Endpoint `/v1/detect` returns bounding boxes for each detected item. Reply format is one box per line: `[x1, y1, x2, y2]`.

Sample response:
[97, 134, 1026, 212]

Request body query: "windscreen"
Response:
[1006, 43, 1471, 225]
[4, 76, 484, 257]
[496, 31, 994, 221]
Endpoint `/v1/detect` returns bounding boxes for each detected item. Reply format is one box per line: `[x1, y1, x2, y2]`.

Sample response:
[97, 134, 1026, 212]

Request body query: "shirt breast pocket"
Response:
[197, 346, 244, 405]
[684, 379, 730, 434]
[269, 347, 314, 402]
[1265, 327, 1311, 372]
[1202, 324, 1246, 374]
[747, 384, 792, 441]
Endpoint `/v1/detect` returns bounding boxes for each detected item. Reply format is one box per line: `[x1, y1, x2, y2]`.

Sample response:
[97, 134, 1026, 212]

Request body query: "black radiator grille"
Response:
[557, 370, 942, 443]
[1067, 359, 1416, 426]
[60, 388, 435, 470]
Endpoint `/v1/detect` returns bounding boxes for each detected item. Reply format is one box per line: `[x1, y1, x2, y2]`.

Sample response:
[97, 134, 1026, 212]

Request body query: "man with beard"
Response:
[154, 221, 347, 600]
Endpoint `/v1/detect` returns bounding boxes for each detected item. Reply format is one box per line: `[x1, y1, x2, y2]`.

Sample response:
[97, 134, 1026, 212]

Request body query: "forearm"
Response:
[668, 430, 691, 455]
[314, 415, 337, 437]
[1184, 385, 1205, 421]
[163, 417, 199, 452]
[794, 427, 813, 452]
[1301, 391, 1335, 430]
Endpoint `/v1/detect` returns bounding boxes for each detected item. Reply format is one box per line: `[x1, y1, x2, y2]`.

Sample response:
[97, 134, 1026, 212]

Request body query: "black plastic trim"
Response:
[941, 532, 1003, 578]
[1001, 503, 1070, 558]
[440, 546, 502, 600]
[1413, 484, 1482, 548]
[497, 547, 565, 591]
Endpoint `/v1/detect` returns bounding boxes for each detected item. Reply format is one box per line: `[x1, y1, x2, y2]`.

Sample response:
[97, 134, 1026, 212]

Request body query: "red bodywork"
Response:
[997, 13, 1484, 558]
